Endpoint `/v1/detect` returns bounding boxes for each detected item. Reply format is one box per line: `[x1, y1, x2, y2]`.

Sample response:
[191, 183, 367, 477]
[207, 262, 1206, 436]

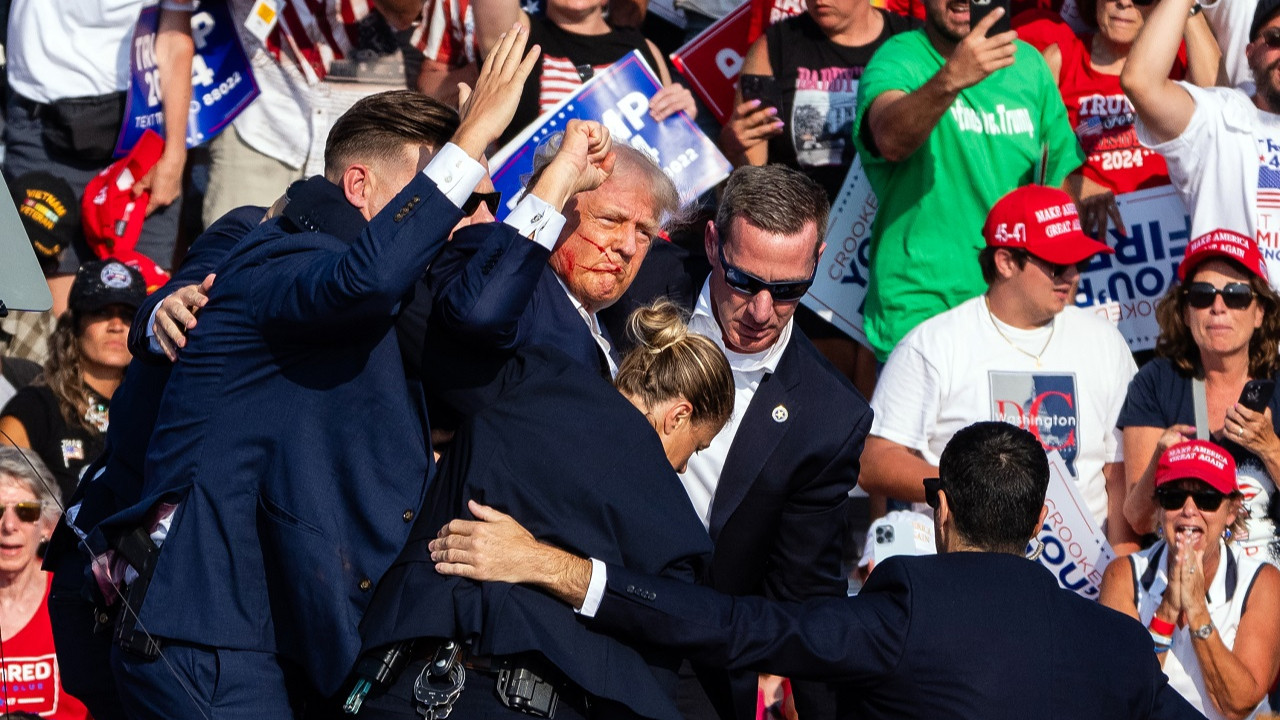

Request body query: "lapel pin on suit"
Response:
[772, 404, 789, 423]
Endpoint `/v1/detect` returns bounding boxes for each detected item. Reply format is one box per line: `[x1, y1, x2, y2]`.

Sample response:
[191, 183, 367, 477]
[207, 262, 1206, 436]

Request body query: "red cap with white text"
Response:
[1154, 440, 1238, 495]
[982, 185, 1114, 265]
[1178, 229, 1269, 282]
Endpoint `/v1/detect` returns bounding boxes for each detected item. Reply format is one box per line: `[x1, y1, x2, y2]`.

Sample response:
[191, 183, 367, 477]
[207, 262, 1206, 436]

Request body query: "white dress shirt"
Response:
[679, 278, 794, 529]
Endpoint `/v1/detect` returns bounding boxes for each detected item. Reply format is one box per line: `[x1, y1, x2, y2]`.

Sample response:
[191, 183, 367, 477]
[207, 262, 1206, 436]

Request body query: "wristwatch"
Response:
[1192, 623, 1215, 640]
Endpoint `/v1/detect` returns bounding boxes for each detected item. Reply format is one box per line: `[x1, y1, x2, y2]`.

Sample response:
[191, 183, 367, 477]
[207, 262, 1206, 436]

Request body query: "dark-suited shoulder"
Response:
[126, 205, 267, 359]
[362, 346, 710, 719]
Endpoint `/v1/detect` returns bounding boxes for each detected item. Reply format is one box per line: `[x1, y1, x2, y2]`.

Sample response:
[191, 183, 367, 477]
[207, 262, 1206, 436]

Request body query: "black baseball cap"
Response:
[68, 260, 145, 316]
[8, 171, 80, 271]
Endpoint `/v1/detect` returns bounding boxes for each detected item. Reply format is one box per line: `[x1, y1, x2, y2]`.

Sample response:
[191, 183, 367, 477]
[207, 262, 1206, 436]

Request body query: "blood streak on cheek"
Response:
[577, 231, 610, 254]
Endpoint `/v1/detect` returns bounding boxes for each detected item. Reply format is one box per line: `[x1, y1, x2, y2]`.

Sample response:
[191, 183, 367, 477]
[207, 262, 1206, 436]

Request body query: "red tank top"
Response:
[0, 575, 91, 719]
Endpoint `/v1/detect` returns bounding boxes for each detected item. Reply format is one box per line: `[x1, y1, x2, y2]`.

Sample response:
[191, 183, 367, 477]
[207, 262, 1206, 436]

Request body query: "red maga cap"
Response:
[1155, 440, 1237, 495]
[81, 129, 165, 261]
[983, 185, 1114, 265]
[1178, 229, 1269, 282]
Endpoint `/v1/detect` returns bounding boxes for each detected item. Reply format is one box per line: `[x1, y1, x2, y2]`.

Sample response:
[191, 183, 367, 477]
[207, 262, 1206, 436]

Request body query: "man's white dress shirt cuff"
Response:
[145, 303, 164, 355]
[504, 194, 566, 250]
[575, 558, 607, 618]
[422, 143, 485, 207]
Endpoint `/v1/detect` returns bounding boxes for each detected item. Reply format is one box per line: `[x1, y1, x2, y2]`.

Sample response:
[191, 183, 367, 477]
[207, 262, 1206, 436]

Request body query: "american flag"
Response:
[1258, 164, 1280, 211]
[407, 0, 476, 66]
[263, 0, 368, 82]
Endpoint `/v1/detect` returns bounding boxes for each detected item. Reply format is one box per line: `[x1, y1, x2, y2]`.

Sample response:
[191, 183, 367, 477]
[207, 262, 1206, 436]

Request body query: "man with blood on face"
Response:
[412, 128, 681, 441]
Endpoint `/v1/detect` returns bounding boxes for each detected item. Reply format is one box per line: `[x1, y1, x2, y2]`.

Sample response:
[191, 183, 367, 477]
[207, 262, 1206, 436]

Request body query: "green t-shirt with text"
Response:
[852, 31, 1082, 360]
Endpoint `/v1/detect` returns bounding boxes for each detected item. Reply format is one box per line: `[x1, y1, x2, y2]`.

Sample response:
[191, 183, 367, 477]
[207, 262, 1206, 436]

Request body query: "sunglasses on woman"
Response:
[0, 501, 43, 523]
[1182, 281, 1255, 309]
[1154, 487, 1226, 511]
[717, 242, 815, 302]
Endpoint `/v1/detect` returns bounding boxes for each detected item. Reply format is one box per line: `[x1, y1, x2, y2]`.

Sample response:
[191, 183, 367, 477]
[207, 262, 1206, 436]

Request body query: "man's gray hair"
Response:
[0, 447, 60, 523]
[523, 132, 684, 228]
[714, 165, 829, 255]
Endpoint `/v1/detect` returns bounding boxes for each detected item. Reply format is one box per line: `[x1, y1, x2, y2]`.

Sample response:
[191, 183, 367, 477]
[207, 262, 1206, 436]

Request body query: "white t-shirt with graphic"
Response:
[1137, 83, 1280, 285]
[870, 296, 1137, 528]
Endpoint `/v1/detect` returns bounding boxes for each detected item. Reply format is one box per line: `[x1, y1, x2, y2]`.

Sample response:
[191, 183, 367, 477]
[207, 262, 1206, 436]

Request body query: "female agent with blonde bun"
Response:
[354, 299, 733, 720]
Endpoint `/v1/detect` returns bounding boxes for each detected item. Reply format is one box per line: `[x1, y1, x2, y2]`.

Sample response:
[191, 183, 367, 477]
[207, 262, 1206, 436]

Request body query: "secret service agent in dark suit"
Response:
[430, 422, 1207, 720]
[661, 166, 871, 720]
[399, 140, 681, 433]
[358, 344, 718, 720]
[44, 206, 265, 720]
[92, 37, 542, 719]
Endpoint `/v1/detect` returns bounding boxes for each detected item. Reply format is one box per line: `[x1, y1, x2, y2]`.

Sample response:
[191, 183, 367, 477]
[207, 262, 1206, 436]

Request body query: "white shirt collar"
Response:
[555, 274, 617, 376]
[688, 278, 793, 375]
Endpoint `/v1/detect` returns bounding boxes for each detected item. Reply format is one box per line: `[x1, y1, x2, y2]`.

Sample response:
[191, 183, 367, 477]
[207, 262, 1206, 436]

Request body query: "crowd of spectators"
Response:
[1, 0, 1280, 717]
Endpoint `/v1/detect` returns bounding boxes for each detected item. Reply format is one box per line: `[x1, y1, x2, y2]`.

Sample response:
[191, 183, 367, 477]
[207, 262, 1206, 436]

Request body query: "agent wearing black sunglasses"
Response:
[1100, 440, 1280, 719]
[679, 165, 872, 720]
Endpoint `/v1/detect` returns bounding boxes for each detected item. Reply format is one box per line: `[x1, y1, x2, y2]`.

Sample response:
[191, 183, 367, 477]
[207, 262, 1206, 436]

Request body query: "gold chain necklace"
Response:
[985, 295, 1055, 369]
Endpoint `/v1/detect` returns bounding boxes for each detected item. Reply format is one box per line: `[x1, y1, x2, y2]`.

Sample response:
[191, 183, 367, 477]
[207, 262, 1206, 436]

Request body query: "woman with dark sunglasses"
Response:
[1117, 234, 1280, 564]
[1100, 440, 1280, 720]
[0, 448, 89, 719]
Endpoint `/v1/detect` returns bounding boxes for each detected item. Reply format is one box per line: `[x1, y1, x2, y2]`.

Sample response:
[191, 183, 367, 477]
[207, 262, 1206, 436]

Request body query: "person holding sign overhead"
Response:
[860, 185, 1141, 553]
[1100, 440, 1280, 720]
[1117, 233, 1280, 564]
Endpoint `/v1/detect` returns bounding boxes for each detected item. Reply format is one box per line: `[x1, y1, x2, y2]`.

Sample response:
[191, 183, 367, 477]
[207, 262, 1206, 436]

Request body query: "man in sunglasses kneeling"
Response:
[861, 185, 1143, 554]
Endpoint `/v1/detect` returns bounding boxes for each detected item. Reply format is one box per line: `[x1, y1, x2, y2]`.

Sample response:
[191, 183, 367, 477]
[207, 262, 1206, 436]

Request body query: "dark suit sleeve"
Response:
[592, 561, 909, 683]
[251, 175, 462, 333]
[427, 221, 551, 350]
[127, 205, 267, 358]
[1146, 655, 1208, 720]
[765, 402, 873, 603]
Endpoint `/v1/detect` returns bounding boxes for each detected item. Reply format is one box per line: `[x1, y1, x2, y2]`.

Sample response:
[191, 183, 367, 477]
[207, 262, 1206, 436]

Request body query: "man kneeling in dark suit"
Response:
[428, 421, 1207, 720]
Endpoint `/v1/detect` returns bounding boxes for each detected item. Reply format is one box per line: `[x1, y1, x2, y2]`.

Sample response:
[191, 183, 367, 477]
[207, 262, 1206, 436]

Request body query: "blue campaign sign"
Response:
[490, 51, 732, 220]
[116, 2, 260, 156]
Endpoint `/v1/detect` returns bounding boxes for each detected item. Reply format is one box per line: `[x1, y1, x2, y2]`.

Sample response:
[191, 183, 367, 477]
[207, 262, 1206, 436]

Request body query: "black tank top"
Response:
[764, 10, 915, 200]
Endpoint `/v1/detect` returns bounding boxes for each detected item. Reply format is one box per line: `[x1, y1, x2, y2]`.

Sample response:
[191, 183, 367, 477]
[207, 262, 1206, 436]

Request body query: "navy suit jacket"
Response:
[399, 219, 610, 429]
[361, 346, 711, 719]
[95, 174, 464, 695]
[608, 264, 872, 720]
[45, 207, 263, 711]
[595, 553, 1206, 720]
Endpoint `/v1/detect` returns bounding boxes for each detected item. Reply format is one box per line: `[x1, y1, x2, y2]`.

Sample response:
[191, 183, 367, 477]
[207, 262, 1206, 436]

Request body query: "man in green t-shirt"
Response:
[852, 0, 1083, 361]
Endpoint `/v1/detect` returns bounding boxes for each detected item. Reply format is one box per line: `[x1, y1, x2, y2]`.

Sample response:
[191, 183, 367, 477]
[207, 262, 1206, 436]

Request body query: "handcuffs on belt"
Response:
[413, 641, 466, 719]
[411, 641, 562, 718]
